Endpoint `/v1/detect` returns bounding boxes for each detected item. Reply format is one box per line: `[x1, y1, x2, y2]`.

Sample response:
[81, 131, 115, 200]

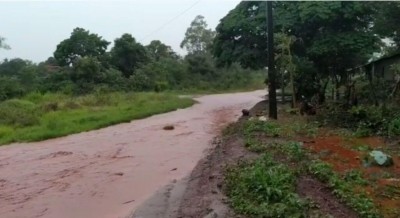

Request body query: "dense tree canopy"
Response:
[213, 1, 268, 69]
[214, 1, 380, 99]
[110, 33, 149, 77]
[214, 2, 378, 69]
[54, 28, 110, 66]
[146, 40, 178, 61]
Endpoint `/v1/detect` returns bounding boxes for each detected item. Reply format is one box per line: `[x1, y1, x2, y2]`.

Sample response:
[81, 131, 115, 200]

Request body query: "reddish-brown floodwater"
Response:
[0, 90, 264, 218]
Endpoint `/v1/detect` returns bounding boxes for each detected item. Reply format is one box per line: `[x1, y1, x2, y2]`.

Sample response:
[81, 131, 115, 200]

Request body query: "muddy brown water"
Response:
[0, 90, 265, 218]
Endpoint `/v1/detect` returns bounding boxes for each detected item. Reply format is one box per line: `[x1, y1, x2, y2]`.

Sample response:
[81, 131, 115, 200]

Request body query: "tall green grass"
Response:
[0, 92, 195, 145]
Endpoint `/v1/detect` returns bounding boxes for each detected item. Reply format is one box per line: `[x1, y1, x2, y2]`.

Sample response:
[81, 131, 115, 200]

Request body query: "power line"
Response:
[139, 0, 202, 42]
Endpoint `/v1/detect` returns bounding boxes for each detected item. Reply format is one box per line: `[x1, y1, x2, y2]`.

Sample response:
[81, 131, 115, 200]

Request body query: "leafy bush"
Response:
[0, 99, 39, 127]
[308, 160, 334, 183]
[343, 170, 368, 185]
[225, 154, 307, 217]
[0, 76, 25, 101]
[128, 70, 154, 91]
[280, 141, 306, 161]
[318, 104, 400, 137]
[388, 117, 400, 136]
[243, 119, 281, 137]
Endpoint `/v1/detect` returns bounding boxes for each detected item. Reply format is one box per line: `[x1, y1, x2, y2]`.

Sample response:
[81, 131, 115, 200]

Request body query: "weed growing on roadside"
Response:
[280, 141, 306, 161]
[243, 119, 281, 137]
[225, 154, 308, 217]
[344, 169, 369, 186]
[244, 137, 267, 153]
[309, 160, 379, 218]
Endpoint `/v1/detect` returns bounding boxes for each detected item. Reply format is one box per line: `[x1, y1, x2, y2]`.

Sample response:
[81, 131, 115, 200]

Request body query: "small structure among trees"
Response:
[365, 53, 400, 82]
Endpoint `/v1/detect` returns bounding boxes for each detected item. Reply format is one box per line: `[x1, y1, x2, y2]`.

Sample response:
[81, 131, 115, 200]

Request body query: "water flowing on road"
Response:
[0, 90, 265, 218]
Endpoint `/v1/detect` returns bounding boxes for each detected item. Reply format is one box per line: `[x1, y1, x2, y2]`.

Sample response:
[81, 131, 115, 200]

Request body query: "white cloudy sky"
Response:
[0, 0, 241, 63]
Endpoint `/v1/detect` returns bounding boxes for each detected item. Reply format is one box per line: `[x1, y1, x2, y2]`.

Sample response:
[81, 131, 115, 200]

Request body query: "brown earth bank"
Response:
[0, 90, 265, 218]
[145, 100, 358, 218]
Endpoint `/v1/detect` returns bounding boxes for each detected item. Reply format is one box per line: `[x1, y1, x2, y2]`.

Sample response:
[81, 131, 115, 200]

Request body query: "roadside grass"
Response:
[0, 92, 195, 145]
[308, 161, 379, 217]
[225, 154, 308, 217]
[224, 114, 382, 218]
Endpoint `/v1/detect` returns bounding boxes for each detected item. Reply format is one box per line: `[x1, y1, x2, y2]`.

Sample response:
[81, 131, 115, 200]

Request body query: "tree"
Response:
[0, 77, 23, 101]
[213, 2, 268, 69]
[374, 2, 400, 50]
[297, 2, 379, 101]
[54, 27, 110, 66]
[146, 40, 179, 61]
[214, 1, 380, 100]
[0, 37, 10, 50]
[181, 15, 215, 55]
[110, 33, 149, 77]
[185, 53, 215, 77]
[71, 57, 104, 93]
[0, 58, 42, 98]
[0, 58, 30, 77]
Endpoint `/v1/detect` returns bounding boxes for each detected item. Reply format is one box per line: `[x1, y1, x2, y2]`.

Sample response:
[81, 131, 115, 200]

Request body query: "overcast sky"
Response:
[0, 0, 241, 63]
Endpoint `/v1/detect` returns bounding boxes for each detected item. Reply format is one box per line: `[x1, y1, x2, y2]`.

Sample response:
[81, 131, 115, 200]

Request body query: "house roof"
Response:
[365, 52, 400, 67]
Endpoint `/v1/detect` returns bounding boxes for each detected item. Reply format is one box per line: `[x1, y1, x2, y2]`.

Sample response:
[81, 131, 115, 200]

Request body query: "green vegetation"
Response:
[0, 15, 263, 102]
[213, 2, 400, 131]
[0, 14, 265, 144]
[243, 119, 281, 137]
[0, 92, 194, 145]
[225, 154, 307, 217]
[309, 161, 379, 217]
[225, 118, 381, 217]
[317, 104, 400, 137]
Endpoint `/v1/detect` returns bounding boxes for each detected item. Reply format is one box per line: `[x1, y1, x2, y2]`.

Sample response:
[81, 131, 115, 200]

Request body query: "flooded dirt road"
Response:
[0, 90, 264, 218]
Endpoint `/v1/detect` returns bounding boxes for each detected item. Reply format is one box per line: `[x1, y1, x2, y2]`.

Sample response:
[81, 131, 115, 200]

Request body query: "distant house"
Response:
[364, 53, 400, 81]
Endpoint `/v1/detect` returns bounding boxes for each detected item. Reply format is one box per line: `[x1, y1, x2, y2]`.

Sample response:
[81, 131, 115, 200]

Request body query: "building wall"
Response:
[372, 57, 400, 81]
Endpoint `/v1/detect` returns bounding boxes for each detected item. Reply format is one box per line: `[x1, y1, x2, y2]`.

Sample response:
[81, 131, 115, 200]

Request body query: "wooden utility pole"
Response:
[267, 1, 277, 119]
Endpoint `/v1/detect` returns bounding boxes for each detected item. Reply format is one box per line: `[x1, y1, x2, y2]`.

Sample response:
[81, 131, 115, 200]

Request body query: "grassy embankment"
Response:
[222, 106, 394, 217]
[0, 92, 195, 145]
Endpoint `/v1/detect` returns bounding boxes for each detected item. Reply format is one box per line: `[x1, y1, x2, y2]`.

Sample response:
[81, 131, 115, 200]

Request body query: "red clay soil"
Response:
[303, 135, 400, 217]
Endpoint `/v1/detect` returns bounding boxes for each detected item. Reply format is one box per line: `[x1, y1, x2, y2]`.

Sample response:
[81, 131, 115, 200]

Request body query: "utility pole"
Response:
[267, 1, 277, 119]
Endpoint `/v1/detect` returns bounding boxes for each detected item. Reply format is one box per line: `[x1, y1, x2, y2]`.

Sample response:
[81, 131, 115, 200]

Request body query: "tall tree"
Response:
[0, 37, 10, 50]
[54, 27, 110, 66]
[110, 33, 148, 77]
[213, 2, 268, 69]
[146, 40, 178, 61]
[181, 15, 215, 55]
